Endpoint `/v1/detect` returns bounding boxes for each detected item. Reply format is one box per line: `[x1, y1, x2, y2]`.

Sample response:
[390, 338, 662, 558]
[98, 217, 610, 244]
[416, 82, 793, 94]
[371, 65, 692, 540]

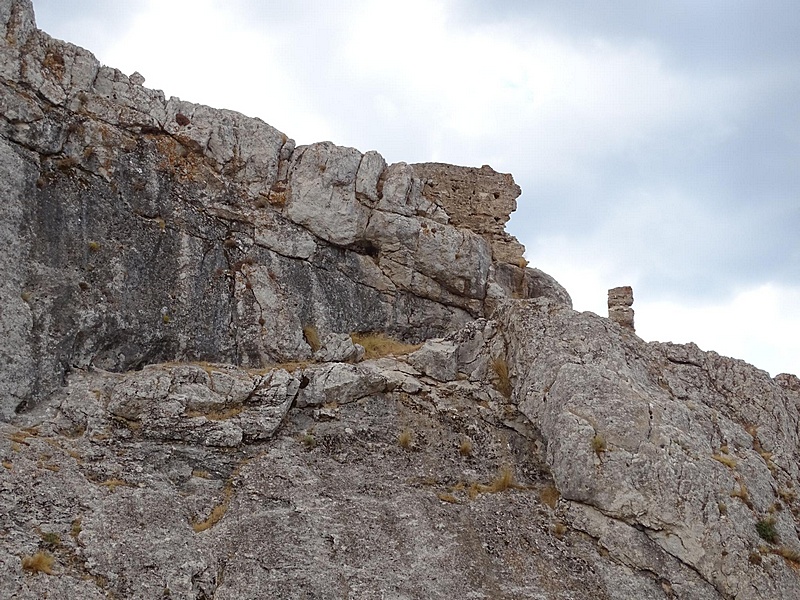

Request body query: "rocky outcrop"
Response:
[0, 0, 570, 419]
[2, 1, 800, 598]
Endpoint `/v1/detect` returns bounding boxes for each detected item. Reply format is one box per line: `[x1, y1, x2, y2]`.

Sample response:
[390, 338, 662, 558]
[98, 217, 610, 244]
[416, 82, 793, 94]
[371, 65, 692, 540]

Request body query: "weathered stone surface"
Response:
[313, 332, 365, 363]
[3, 2, 799, 598]
[501, 298, 800, 599]
[608, 285, 635, 331]
[0, 0, 569, 417]
[408, 339, 458, 382]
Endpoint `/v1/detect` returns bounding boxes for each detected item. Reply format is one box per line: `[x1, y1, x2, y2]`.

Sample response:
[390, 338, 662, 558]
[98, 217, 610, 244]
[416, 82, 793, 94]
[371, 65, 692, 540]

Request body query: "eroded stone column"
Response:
[608, 286, 634, 332]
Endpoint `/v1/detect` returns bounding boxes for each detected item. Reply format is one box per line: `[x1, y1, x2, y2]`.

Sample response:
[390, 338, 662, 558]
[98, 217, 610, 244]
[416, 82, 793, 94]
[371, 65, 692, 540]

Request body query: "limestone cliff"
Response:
[2, 1, 799, 598]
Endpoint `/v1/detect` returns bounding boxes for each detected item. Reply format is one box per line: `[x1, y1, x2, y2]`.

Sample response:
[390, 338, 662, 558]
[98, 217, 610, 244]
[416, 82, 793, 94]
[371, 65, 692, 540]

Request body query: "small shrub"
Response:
[350, 332, 421, 359]
[303, 325, 321, 353]
[162, 314, 171, 324]
[491, 356, 512, 398]
[756, 518, 778, 544]
[398, 429, 413, 450]
[301, 433, 316, 449]
[748, 551, 762, 565]
[87, 241, 100, 252]
[21, 551, 54, 575]
[553, 522, 567, 538]
[718, 501, 728, 516]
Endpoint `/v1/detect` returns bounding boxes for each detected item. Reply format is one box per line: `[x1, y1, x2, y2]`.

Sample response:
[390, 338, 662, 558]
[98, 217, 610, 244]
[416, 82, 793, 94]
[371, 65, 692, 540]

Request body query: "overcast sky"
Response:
[31, 0, 800, 377]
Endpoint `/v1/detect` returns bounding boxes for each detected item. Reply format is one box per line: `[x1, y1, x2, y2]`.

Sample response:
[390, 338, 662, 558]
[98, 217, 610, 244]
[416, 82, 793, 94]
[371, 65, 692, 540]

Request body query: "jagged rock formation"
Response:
[0, 0, 569, 420]
[2, 2, 800, 598]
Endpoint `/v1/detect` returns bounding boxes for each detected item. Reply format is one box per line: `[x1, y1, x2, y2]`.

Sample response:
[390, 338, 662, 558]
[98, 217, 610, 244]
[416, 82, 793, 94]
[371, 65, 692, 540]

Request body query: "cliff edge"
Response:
[2, 1, 799, 598]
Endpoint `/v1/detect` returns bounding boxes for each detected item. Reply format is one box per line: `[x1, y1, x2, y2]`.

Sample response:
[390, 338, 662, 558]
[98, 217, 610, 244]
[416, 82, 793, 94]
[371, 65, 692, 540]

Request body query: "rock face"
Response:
[0, 0, 570, 419]
[2, 2, 800, 598]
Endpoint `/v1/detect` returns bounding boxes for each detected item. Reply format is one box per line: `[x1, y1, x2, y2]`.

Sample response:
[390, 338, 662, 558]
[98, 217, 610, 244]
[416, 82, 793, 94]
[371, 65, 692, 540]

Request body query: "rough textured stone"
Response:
[0, 1, 571, 416]
[608, 285, 635, 331]
[2, 2, 799, 598]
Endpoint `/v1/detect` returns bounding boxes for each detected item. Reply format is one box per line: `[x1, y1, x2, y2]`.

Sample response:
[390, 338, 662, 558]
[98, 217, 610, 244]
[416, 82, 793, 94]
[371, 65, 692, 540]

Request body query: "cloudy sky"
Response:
[32, 0, 800, 376]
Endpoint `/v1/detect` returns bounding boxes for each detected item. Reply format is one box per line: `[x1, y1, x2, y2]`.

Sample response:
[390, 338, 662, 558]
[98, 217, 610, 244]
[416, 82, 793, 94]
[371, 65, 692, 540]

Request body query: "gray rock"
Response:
[408, 339, 458, 382]
[313, 332, 365, 363]
[4, 2, 799, 597]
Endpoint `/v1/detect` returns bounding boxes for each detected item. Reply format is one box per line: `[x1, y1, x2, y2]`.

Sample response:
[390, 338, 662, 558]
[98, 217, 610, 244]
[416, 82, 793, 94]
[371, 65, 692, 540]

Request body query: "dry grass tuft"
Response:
[21, 551, 54, 575]
[398, 428, 413, 450]
[540, 484, 561, 509]
[185, 406, 243, 421]
[350, 332, 421, 359]
[591, 434, 607, 455]
[100, 478, 129, 492]
[192, 502, 228, 533]
[459, 438, 473, 457]
[303, 325, 321, 352]
[731, 482, 753, 508]
[437, 492, 459, 504]
[553, 522, 567, 538]
[773, 545, 800, 566]
[491, 356, 512, 397]
[712, 453, 738, 468]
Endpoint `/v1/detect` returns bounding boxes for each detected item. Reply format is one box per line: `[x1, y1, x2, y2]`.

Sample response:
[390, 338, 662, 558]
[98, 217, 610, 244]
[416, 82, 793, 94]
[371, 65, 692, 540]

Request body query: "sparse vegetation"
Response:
[21, 551, 54, 575]
[591, 434, 607, 455]
[459, 438, 473, 457]
[192, 486, 233, 533]
[437, 492, 459, 504]
[553, 522, 567, 538]
[301, 433, 316, 449]
[731, 483, 753, 508]
[756, 518, 778, 543]
[303, 325, 321, 352]
[712, 453, 737, 468]
[398, 428, 413, 450]
[491, 356, 512, 397]
[540, 484, 561, 509]
[185, 405, 243, 421]
[350, 332, 421, 359]
[87, 240, 100, 252]
[70, 519, 82, 540]
[773, 545, 800, 566]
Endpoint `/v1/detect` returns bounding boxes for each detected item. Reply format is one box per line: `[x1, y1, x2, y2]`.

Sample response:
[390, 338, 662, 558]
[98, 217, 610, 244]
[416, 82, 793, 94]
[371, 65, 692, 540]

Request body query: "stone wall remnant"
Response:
[608, 286, 634, 331]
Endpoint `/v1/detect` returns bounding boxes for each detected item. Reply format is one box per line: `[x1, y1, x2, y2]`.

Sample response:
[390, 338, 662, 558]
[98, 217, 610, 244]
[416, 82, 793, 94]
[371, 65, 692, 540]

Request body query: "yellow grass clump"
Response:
[350, 332, 421, 359]
[21, 551, 54, 575]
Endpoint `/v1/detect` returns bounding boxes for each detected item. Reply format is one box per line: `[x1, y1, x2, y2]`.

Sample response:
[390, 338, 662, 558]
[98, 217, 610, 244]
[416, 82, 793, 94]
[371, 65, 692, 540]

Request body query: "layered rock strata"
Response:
[0, 0, 568, 418]
[3, 1, 800, 599]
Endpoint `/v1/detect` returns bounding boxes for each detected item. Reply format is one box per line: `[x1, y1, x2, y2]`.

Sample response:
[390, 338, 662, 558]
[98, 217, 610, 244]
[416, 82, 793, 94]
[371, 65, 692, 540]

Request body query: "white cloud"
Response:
[637, 283, 800, 377]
